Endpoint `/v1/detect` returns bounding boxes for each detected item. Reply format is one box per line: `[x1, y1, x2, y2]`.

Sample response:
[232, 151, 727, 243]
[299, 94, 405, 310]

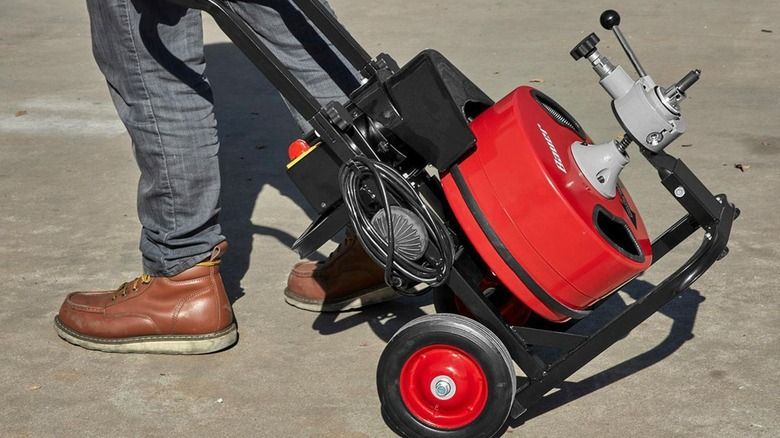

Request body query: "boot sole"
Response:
[284, 284, 400, 312]
[53, 316, 238, 355]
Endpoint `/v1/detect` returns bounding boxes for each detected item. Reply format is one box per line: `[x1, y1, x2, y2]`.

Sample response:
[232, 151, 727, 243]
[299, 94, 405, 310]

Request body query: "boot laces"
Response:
[112, 274, 152, 300]
[109, 257, 220, 301]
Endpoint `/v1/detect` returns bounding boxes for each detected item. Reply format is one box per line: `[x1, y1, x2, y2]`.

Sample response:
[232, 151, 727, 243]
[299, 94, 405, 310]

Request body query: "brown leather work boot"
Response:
[54, 242, 237, 354]
[285, 235, 399, 312]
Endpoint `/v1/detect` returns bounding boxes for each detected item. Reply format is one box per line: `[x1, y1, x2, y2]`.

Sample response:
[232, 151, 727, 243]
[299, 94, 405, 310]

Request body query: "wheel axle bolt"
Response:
[430, 375, 456, 400]
[435, 380, 451, 397]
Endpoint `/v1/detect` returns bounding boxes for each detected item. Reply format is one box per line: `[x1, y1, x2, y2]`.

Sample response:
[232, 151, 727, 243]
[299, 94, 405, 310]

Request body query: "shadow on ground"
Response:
[203, 41, 433, 342]
[204, 41, 320, 304]
[312, 293, 431, 343]
[511, 279, 704, 428]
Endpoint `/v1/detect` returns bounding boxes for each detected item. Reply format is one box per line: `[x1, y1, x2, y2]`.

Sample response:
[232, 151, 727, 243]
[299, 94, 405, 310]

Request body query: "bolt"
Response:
[674, 186, 686, 198]
[434, 380, 451, 397]
[646, 132, 664, 146]
[430, 376, 456, 400]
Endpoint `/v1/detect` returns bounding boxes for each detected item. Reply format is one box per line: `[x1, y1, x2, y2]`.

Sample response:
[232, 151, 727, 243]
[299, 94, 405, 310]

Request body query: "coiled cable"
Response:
[339, 157, 454, 295]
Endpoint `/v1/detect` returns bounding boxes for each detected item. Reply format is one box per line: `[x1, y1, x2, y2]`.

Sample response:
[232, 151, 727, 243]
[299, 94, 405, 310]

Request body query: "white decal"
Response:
[537, 123, 567, 173]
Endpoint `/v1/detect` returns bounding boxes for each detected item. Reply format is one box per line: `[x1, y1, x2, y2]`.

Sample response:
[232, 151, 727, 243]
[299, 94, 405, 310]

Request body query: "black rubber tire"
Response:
[377, 314, 516, 438]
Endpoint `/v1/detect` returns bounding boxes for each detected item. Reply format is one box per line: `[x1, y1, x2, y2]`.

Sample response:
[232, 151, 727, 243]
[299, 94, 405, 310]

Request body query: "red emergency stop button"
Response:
[288, 139, 311, 161]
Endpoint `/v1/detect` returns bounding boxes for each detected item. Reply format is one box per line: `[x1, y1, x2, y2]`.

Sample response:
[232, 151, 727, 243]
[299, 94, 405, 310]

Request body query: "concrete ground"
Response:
[1, 0, 778, 436]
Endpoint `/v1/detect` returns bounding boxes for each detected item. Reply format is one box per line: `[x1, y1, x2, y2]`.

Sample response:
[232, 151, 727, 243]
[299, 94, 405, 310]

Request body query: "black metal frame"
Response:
[164, 0, 738, 424]
[445, 166, 736, 417]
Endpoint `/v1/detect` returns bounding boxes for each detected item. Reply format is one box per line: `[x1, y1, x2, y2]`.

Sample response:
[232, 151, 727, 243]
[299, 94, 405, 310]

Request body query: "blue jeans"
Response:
[87, 0, 360, 276]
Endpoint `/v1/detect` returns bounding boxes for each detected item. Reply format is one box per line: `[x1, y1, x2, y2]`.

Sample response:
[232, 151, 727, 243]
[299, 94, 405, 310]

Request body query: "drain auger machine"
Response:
[168, 1, 738, 436]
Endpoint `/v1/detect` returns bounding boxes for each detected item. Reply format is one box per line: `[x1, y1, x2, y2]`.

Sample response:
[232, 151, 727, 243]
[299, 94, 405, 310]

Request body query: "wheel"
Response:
[377, 314, 516, 438]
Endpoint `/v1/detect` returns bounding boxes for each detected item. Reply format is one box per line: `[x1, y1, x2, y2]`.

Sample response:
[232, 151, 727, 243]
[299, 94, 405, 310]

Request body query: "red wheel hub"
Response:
[399, 344, 489, 429]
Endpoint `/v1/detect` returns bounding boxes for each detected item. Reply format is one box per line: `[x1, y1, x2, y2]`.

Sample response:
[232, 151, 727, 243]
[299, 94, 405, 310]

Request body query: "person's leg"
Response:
[225, 0, 360, 129]
[90, 0, 224, 276]
[54, 0, 235, 354]
[225, 1, 395, 311]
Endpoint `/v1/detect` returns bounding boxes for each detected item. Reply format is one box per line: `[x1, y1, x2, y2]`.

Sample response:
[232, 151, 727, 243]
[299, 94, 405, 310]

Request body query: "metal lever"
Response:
[600, 10, 647, 78]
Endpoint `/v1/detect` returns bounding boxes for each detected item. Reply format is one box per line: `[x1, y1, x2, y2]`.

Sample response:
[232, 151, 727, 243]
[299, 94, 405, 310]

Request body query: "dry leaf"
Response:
[29, 385, 43, 391]
[15, 111, 27, 117]
[529, 78, 545, 83]
[681, 144, 693, 147]
[734, 164, 750, 172]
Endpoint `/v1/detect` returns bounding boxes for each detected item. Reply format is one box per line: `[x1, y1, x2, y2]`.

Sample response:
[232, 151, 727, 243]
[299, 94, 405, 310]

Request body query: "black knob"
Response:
[570, 32, 600, 60]
[600, 10, 621, 30]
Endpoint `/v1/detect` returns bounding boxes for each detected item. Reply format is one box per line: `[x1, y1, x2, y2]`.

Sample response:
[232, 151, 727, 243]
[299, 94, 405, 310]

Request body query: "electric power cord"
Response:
[339, 157, 454, 295]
